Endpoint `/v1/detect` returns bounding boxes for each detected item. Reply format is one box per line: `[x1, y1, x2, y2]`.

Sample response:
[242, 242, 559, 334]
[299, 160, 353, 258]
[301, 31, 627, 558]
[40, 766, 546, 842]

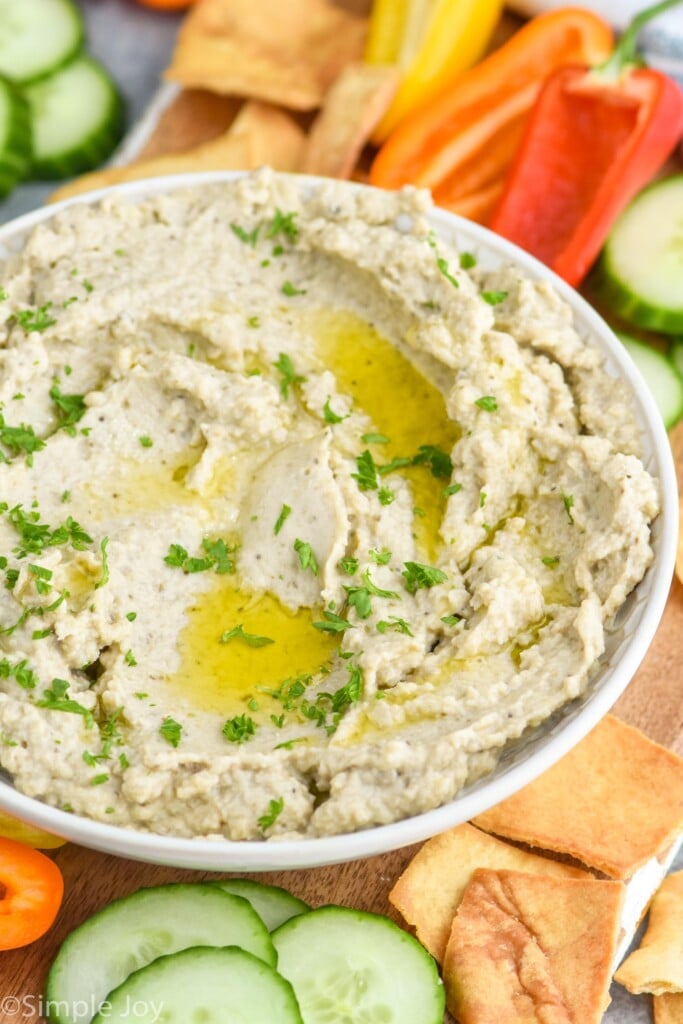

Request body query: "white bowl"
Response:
[0, 171, 677, 871]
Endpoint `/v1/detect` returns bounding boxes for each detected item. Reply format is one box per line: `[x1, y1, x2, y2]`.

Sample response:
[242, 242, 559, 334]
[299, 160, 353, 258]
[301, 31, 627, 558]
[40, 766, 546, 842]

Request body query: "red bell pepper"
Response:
[490, 0, 683, 287]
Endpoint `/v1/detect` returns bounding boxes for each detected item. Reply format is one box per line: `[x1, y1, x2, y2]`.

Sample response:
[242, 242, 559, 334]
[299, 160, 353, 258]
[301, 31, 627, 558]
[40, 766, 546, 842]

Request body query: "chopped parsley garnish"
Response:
[124, 649, 137, 667]
[378, 488, 395, 505]
[561, 492, 575, 525]
[312, 610, 352, 633]
[266, 209, 299, 243]
[402, 561, 448, 593]
[542, 556, 561, 567]
[362, 433, 389, 445]
[436, 256, 459, 288]
[0, 415, 45, 465]
[29, 563, 52, 595]
[160, 716, 182, 748]
[247, 315, 260, 328]
[4, 504, 92, 557]
[339, 556, 359, 575]
[0, 656, 38, 690]
[126, 611, 137, 621]
[0, 287, 6, 301]
[323, 397, 348, 424]
[222, 714, 256, 743]
[459, 251, 477, 269]
[82, 279, 94, 294]
[90, 773, 108, 786]
[273, 352, 306, 398]
[281, 281, 306, 297]
[369, 547, 391, 565]
[319, 665, 363, 717]
[377, 617, 413, 636]
[230, 222, 259, 246]
[32, 628, 52, 640]
[378, 456, 412, 476]
[61, 491, 71, 503]
[270, 713, 286, 728]
[220, 624, 275, 647]
[139, 436, 153, 448]
[164, 537, 237, 575]
[344, 570, 399, 619]
[411, 444, 453, 479]
[474, 395, 498, 412]
[481, 290, 508, 305]
[274, 503, 291, 536]
[441, 614, 462, 626]
[479, 491, 487, 508]
[352, 450, 378, 491]
[443, 482, 463, 496]
[294, 538, 318, 576]
[37, 678, 94, 727]
[8, 302, 56, 333]
[258, 796, 284, 831]
[95, 537, 109, 589]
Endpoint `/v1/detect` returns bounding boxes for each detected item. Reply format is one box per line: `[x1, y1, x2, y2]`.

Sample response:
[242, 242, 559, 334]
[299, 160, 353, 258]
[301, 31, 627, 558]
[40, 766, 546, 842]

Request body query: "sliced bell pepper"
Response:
[370, 8, 613, 200]
[0, 836, 64, 949]
[0, 809, 66, 849]
[367, 0, 505, 141]
[490, 0, 683, 287]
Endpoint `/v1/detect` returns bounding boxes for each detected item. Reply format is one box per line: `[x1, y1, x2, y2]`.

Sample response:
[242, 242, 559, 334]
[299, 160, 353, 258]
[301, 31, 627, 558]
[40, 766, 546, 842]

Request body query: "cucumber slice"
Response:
[0, 0, 83, 85]
[45, 884, 276, 1024]
[92, 947, 303, 1024]
[598, 176, 683, 334]
[0, 77, 31, 198]
[213, 879, 310, 931]
[272, 905, 445, 1024]
[25, 55, 124, 180]
[618, 331, 683, 430]
[671, 338, 683, 381]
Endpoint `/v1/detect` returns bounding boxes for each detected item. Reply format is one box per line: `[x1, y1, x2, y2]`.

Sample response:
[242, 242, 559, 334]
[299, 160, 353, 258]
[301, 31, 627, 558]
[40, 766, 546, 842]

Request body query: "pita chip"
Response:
[677, 496, 683, 584]
[166, 0, 367, 111]
[443, 869, 623, 1024]
[137, 89, 242, 160]
[615, 870, 683, 994]
[302, 62, 399, 179]
[473, 715, 683, 879]
[50, 102, 304, 203]
[389, 822, 589, 965]
[657, 994, 683, 1024]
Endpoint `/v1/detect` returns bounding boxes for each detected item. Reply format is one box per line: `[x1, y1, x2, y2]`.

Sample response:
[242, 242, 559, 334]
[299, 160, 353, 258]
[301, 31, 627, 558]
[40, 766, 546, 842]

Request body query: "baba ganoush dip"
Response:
[0, 170, 658, 840]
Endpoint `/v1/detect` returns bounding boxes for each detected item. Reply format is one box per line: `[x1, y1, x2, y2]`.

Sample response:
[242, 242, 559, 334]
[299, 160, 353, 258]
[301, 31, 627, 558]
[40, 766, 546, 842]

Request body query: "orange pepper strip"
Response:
[432, 114, 527, 205]
[0, 836, 64, 950]
[370, 8, 613, 194]
[440, 180, 506, 225]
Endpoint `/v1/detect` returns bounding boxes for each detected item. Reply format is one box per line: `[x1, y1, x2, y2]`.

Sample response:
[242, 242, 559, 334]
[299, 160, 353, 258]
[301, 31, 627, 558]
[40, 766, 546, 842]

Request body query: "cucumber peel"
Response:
[618, 330, 683, 430]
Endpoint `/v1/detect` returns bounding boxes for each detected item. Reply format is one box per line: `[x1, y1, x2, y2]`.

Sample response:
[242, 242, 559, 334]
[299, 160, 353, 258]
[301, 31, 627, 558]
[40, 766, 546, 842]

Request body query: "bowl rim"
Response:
[0, 169, 677, 871]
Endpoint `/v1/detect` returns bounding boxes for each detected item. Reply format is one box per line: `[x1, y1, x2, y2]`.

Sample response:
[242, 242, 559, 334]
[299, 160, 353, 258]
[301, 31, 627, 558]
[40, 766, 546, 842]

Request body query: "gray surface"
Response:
[0, 0, 182, 224]
[1, 4, 682, 1020]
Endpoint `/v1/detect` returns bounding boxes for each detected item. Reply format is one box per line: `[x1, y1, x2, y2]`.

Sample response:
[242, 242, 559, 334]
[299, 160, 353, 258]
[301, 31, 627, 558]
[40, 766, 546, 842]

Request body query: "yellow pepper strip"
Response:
[0, 809, 66, 849]
[371, 0, 504, 141]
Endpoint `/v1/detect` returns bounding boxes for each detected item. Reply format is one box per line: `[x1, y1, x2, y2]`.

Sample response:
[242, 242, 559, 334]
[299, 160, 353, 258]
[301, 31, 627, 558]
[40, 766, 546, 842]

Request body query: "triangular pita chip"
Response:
[302, 62, 399, 179]
[615, 870, 683, 995]
[389, 822, 589, 965]
[443, 869, 623, 1024]
[166, 0, 367, 111]
[137, 89, 242, 160]
[677, 496, 683, 584]
[656, 994, 683, 1024]
[473, 715, 683, 879]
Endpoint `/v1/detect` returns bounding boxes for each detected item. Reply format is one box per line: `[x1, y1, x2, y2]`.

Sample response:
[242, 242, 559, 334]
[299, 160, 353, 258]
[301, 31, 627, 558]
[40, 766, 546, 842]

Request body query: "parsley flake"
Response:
[281, 280, 306, 297]
[274, 504, 291, 536]
[369, 547, 391, 565]
[441, 613, 462, 626]
[293, 538, 318, 576]
[220, 625, 274, 647]
[37, 678, 94, 727]
[352, 450, 378, 491]
[266, 209, 299, 243]
[273, 352, 306, 398]
[436, 256, 459, 288]
[222, 714, 256, 743]
[378, 487, 395, 505]
[160, 716, 182, 748]
[402, 561, 448, 593]
[312, 610, 352, 633]
[362, 433, 389, 445]
[411, 444, 453, 479]
[95, 536, 109, 589]
[339, 556, 359, 575]
[230, 222, 259, 246]
[459, 251, 477, 269]
[377, 617, 413, 636]
[443, 482, 463, 496]
[0, 415, 45, 465]
[258, 796, 284, 831]
[561, 492, 575, 525]
[481, 290, 508, 305]
[138, 436, 153, 448]
[474, 395, 498, 412]
[542, 556, 561, 567]
[323, 397, 348, 424]
[8, 302, 56, 333]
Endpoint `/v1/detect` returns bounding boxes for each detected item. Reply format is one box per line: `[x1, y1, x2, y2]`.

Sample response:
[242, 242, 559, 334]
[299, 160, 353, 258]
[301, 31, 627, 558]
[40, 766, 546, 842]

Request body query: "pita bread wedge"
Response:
[50, 102, 304, 203]
[389, 822, 589, 965]
[137, 89, 242, 160]
[302, 62, 399, 179]
[615, 870, 683, 995]
[443, 869, 623, 1024]
[677, 496, 683, 584]
[656, 994, 683, 1024]
[473, 715, 683, 879]
[166, 0, 367, 111]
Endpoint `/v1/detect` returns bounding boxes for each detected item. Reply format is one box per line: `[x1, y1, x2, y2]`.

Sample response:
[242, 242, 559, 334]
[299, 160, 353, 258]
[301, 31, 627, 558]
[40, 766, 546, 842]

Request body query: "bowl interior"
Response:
[0, 171, 677, 871]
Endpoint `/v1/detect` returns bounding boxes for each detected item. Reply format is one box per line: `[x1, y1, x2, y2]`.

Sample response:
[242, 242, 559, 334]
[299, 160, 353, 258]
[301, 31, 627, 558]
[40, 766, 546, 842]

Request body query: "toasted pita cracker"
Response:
[50, 102, 304, 203]
[443, 869, 623, 1024]
[389, 822, 589, 965]
[615, 871, 683, 995]
[138, 89, 242, 160]
[166, 0, 367, 111]
[677, 496, 683, 585]
[302, 62, 399, 179]
[473, 715, 683, 879]
[657, 994, 683, 1024]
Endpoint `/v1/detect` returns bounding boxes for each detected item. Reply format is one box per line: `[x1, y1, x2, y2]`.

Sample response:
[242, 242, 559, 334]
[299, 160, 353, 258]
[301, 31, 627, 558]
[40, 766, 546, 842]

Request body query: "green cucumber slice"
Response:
[272, 905, 445, 1024]
[597, 175, 683, 334]
[671, 338, 683, 381]
[213, 878, 310, 931]
[25, 55, 124, 180]
[45, 884, 276, 1024]
[0, 77, 31, 198]
[618, 331, 683, 430]
[91, 947, 303, 1024]
[0, 0, 83, 85]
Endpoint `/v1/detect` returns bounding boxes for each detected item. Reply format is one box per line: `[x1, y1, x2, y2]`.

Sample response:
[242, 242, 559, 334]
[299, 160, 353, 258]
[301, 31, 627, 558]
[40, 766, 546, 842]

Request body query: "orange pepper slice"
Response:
[0, 836, 64, 950]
